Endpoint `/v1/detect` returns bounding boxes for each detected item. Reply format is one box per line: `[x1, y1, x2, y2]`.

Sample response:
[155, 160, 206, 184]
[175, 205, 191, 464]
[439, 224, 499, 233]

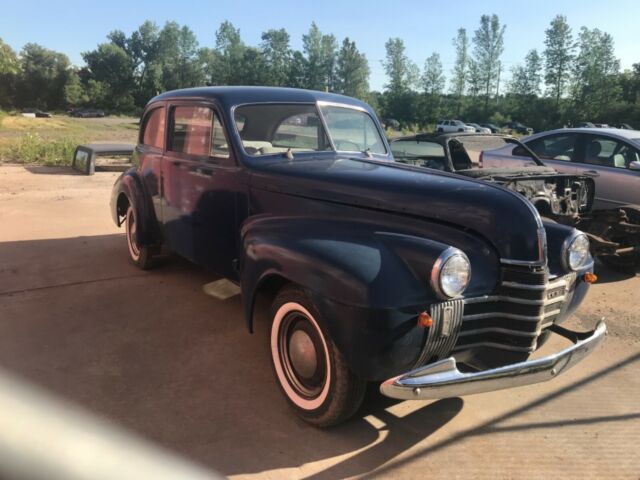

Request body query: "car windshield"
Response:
[233, 103, 386, 157]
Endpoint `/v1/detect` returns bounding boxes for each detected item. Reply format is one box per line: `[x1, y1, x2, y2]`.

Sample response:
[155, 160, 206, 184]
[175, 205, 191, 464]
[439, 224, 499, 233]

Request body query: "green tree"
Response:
[287, 50, 307, 88]
[382, 37, 417, 95]
[211, 20, 246, 85]
[302, 23, 336, 91]
[571, 27, 620, 119]
[421, 52, 445, 95]
[472, 14, 506, 111]
[543, 15, 574, 108]
[82, 43, 135, 110]
[157, 22, 203, 90]
[261, 28, 291, 86]
[509, 49, 542, 96]
[450, 28, 469, 114]
[334, 38, 369, 98]
[0, 38, 19, 108]
[19, 43, 72, 109]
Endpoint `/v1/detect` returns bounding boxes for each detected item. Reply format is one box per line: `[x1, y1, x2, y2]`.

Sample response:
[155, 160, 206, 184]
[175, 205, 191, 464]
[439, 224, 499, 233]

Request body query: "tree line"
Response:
[1, 15, 639, 130]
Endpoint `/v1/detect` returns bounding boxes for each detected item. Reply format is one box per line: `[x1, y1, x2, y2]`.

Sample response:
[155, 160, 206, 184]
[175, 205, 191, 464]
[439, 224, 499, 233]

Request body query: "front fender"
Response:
[110, 168, 159, 247]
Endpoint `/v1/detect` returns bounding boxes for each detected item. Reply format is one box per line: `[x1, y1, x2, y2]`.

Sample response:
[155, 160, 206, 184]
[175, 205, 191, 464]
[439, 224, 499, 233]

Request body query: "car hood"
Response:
[249, 155, 544, 263]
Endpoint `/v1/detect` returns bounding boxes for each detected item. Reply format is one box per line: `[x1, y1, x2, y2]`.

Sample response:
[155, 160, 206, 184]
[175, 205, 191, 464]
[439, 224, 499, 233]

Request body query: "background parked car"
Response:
[503, 121, 533, 135]
[435, 119, 474, 133]
[21, 108, 52, 118]
[71, 108, 105, 118]
[577, 122, 596, 128]
[480, 123, 500, 133]
[465, 122, 491, 134]
[618, 123, 634, 130]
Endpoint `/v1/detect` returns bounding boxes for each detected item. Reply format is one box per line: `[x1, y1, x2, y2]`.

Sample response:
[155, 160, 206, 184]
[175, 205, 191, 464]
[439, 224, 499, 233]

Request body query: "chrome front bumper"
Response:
[380, 320, 606, 400]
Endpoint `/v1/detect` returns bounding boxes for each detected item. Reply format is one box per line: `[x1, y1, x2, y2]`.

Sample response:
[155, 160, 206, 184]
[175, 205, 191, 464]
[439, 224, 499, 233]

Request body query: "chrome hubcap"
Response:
[289, 330, 317, 379]
[278, 312, 327, 399]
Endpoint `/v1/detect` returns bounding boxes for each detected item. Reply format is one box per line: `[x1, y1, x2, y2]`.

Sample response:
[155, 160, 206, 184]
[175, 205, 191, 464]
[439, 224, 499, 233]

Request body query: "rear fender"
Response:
[110, 169, 159, 246]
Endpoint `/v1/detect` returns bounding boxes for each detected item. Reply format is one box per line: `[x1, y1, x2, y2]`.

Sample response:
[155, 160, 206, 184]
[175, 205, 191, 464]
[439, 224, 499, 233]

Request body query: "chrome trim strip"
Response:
[414, 300, 464, 368]
[462, 309, 562, 323]
[381, 321, 607, 400]
[458, 327, 541, 338]
[500, 258, 546, 267]
[452, 341, 536, 353]
[464, 295, 566, 306]
[501, 278, 567, 291]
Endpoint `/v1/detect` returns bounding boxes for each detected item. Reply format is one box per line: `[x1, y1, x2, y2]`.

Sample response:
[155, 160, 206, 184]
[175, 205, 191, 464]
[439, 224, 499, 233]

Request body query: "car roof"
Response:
[528, 127, 640, 141]
[148, 86, 371, 112]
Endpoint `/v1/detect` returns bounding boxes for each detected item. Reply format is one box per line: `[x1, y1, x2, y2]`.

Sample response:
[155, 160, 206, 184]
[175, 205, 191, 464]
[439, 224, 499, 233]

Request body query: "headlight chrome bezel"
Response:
[563, 231, 591, 271]
[430, 248, 471, 300]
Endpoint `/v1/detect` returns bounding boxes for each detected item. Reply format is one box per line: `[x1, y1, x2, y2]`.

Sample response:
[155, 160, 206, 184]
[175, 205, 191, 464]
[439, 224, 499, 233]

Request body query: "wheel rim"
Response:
[271, 302, 331, 410]
[125, 207, 140, 261]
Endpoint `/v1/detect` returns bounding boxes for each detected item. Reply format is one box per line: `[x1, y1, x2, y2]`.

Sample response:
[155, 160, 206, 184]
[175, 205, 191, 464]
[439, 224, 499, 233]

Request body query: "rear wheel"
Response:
[125, 205, 155, 269]
[270, 285, 366, 427]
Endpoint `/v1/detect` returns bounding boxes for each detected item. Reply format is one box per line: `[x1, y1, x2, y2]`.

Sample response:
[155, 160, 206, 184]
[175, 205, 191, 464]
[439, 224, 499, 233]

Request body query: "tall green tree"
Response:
[421, 52, 445, 95]
[261, 28, 291, 86]
[472, 14, 506, 111]
[334, 38, 369, 98]
[382, 37, 417, 95]
[543, 15, 574, 108]
[509, 49, 542, 96]
[211, 20, 246, 85]
[302, 23, 336, 91]
[157, 22, 203, 90]
[450, 28, 469, 113]
[571, 27, 620, 119]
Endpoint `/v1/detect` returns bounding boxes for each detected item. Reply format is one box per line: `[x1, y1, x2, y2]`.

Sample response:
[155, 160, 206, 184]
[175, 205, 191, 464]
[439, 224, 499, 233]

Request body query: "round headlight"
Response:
[566, 232, 590, 270]
[432, 250, 471, 299]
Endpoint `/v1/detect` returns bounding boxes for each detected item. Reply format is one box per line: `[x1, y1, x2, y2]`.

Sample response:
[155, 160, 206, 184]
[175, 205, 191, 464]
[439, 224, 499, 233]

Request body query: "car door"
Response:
[162, 102, 241, 277]
[137, 104, 166, 224]
[572, 133, 640, 210]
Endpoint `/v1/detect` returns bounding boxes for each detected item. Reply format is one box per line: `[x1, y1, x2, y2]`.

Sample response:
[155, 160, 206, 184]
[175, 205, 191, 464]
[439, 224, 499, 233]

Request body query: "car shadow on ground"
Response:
[0, 234, 638, 477]
[0, 233, 469, 478]
[23, 165, 84, 175]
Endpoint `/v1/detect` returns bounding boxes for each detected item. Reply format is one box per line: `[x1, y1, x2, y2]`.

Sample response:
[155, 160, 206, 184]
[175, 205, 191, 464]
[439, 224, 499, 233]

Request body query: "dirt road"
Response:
[0, 165, 638, 479]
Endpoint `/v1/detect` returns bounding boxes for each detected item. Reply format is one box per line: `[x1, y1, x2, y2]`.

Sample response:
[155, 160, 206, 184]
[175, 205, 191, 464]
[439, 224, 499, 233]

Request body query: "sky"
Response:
[1, 0, 638, 91]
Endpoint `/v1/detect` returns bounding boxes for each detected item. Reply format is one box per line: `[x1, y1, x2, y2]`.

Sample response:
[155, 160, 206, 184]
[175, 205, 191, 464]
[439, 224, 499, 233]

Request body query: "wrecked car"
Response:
[389, 133, 595, 225]
[111, 87, 605, 427]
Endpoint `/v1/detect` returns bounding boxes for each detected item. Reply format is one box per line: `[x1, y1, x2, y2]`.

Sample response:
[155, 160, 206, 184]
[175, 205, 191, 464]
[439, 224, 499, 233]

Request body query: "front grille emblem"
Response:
[441, 306, 453, 337]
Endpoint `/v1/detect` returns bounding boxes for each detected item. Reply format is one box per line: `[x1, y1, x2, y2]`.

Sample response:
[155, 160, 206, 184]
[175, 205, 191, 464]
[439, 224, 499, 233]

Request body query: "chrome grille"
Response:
[454, 267, 576, 353]
[414, 299, 464, 367]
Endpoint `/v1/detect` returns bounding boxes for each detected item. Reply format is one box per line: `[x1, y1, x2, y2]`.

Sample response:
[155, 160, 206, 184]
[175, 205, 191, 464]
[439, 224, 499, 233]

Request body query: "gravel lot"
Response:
[0, 164, 638, 479]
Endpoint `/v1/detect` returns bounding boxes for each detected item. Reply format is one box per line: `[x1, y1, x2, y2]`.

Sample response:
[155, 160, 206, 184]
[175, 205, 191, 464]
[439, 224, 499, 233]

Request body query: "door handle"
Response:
[581, 170, 600, 177]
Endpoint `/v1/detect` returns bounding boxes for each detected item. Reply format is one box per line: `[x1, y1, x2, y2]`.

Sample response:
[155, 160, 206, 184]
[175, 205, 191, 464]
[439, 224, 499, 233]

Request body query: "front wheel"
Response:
[125, 205, 155, 269]
[270, 285, 366, 427]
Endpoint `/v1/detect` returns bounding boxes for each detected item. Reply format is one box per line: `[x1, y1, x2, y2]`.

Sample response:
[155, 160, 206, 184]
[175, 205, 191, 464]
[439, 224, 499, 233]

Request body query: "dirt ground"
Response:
[0, 164, 638, 479]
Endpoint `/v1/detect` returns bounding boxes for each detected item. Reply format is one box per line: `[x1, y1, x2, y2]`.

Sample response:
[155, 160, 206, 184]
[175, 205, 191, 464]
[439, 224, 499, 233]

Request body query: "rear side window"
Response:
[526, 134, 577, 161]
[141, 107, 166, 149]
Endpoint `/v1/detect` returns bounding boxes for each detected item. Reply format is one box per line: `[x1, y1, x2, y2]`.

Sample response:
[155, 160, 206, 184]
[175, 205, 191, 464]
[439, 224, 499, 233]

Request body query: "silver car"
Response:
[482, 128, 640, 210]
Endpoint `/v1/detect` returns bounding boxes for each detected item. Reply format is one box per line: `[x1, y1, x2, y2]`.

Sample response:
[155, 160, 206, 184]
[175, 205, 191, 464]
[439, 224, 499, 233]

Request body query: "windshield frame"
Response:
[230, 100, 389, 159]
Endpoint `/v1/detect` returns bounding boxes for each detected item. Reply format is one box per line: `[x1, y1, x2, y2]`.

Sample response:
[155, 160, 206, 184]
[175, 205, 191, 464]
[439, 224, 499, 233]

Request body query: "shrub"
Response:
[1, 131, 81, 166]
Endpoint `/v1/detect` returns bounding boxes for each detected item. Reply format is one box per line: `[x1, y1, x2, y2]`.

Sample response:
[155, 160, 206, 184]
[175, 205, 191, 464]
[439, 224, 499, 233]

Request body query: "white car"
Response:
[436, 120, 475, 133]
[466, 122, 492, 134]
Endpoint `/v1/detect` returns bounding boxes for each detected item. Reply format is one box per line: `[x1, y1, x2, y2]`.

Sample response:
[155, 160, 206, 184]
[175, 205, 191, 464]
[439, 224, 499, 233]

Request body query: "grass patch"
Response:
[0, 113, 138, 165]
[0, 131, 82, 166]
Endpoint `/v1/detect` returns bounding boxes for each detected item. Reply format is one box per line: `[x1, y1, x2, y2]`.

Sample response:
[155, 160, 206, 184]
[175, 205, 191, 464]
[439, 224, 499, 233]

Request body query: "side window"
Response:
[170, 106, 213, 156]
[141, 107, 166, 149]
[583, 135, 639, 169]
[526, 134, 577, 161]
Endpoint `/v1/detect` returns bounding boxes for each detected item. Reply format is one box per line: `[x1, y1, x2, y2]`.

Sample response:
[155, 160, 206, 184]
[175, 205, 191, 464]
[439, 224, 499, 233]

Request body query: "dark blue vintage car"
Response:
[111, 87, 606, 426]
